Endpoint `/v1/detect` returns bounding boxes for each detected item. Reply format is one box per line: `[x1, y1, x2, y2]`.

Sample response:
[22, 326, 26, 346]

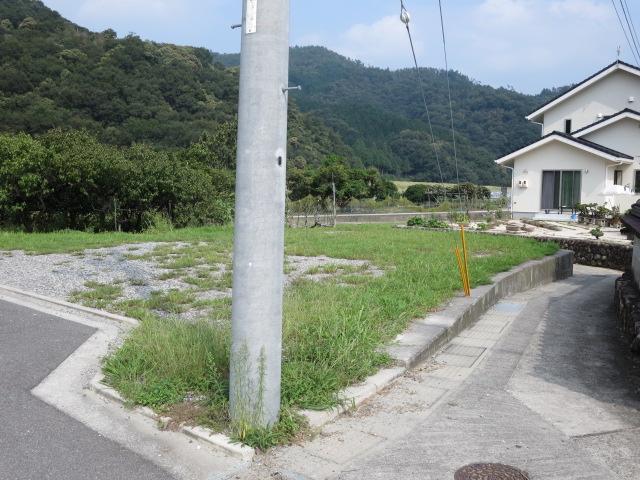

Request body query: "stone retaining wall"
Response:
[400, 228, 632, 271]
[533, 237, 632, 271]
[614, 272, 640, 353]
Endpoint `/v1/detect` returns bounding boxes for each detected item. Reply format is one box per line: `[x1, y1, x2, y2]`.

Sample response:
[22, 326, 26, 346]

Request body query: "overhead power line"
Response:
[399, 0, 445, 184]
[612, 0, 640, 64]
[437, 0, 462, 202]
[620, 0, 640, 58]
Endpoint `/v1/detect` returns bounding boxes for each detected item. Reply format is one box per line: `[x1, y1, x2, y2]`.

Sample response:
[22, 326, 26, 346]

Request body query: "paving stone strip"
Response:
[237, 296, 530, 480]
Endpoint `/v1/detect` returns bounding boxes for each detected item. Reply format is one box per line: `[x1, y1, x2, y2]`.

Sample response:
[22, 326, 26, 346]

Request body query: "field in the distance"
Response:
[0, 225, 558, 447]
[393, 180, 503, 194]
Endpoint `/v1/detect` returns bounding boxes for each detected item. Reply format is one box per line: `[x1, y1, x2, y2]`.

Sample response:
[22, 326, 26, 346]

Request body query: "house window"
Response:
[614, 170, 623, 186]
[635, 171, 640, 193]
[541, 170, 582, 210]
[564, 119, 572, 134]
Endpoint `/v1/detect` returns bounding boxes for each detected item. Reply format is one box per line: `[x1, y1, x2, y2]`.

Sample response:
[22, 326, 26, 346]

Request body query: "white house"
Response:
[496, 61, 640, 218]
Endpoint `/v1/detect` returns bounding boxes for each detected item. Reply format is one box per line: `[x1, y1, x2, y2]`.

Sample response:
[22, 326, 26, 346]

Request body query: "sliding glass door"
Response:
[541, 170, 581, 210]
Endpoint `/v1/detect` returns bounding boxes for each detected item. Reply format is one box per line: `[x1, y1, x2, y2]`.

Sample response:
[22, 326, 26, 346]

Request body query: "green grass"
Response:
[305, 263, 369, 276]
[183, 271, 232, 291]
[146, 289, 197, 314]
[0, 224, 558, 447]
[69, 281, 123, 309]
[0, 226, 233, 254]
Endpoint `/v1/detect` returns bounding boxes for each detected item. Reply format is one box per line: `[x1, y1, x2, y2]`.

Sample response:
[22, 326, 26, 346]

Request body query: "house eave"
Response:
[525, 112, 544, 123]
[526, 62, 640, 121]
[495, 133, 634, 165]
[574, 109, 640, 138]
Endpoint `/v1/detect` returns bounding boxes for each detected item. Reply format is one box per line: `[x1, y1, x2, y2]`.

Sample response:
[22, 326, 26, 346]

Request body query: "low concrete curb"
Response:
[301, 250, 574, 428]
[89, 374, 255, 461]
[0, 283, 138, 326]
[0, 283, 254, 462]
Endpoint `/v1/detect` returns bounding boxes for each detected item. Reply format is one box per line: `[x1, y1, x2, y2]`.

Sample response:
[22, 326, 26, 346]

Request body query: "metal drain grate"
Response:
[454, 463, 529, 480]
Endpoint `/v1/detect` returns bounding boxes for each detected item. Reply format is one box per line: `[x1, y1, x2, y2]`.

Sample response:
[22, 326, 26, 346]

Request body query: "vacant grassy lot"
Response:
[0, 225, 558, 447]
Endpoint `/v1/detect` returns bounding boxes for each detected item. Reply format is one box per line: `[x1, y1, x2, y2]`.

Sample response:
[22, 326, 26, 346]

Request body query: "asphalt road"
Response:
[0, 300, 176, 480]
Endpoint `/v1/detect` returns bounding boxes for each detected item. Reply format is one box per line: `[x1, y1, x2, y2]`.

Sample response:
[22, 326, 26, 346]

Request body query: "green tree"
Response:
[0, 132, 51, 230]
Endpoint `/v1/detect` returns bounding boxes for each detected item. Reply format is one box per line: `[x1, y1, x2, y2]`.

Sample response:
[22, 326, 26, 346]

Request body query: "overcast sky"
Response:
[44, 0, 638, 94]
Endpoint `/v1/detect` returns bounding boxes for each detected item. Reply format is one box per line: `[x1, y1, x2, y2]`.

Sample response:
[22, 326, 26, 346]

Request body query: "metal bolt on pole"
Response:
[230, 0, 290, 429]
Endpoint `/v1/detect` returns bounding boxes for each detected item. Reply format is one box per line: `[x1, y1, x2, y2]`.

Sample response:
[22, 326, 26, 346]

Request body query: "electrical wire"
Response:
[620, 0, 640, 59]
[437, 0, 462, 206]
[400, 0, 445, 184]
[622, 0, 640, 42]
[612, 0, 640, 64]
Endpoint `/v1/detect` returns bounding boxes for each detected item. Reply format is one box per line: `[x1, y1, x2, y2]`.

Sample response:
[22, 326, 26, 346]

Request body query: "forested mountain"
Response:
[217, 48, 566, 184]
[0, 0, 351, 166]
[1, 0, 565, 185]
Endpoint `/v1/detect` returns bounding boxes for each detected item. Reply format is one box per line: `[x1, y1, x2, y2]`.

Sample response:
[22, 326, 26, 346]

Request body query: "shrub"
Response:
[287, 157, 397, 207]
[595, 205, 611, 219]
[403, 182, 492, 206]
[142, 211, 174, 233]
[0, 130, 235, 232]
[590, 227, 604, 240]
[407, 216, 425, 227]
[450, 211, 470, 224]
[403, 184, 429, 205]
[424, 217, 449, 229]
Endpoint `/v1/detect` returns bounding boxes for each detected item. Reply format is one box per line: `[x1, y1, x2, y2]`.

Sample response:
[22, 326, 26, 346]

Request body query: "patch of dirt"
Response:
[160, 402, 208, 431]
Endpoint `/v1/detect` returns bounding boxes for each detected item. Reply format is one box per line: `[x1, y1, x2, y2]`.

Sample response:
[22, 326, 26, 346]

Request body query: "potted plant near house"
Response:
[576, 203, 588, 223]
[609, 205, 622, 228]
[595, 205, 610, 227]
[582, 203, 598, 224]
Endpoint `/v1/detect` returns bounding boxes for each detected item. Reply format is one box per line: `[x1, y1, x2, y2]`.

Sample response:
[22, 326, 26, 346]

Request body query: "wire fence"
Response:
[286, 192, 510, 227]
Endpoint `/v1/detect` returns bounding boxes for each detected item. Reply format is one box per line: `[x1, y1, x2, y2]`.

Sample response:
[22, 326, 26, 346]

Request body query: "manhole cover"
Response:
[454, 463, 529, 480]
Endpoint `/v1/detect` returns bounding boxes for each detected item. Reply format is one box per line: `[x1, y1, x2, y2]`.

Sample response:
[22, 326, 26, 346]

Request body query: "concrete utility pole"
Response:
[229, 0, 291, 429]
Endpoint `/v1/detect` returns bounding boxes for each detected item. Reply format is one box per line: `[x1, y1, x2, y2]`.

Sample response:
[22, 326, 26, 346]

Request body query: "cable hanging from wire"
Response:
[437, 0, 462, 206]
[612, 0, 640, 64]
[400, 0, 445, 184]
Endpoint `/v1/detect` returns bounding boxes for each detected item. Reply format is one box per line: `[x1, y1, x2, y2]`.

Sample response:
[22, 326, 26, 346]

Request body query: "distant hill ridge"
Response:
[0, 0, 567, 184]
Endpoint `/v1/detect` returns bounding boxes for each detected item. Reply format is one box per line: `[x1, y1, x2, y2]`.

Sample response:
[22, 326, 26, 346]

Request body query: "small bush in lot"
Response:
[450, 211, 470, 224]
[590, 227, 604, 240]
[407, 216, 448, 229]
[424, 217, 449, 229]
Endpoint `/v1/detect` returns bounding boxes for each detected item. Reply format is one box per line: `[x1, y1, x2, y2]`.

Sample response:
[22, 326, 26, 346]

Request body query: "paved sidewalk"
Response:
[239, 266, 640, 479]
[0, 300, 176, 480]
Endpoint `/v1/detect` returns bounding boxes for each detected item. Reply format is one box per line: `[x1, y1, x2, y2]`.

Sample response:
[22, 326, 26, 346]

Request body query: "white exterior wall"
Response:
[511, 141, 608, 214]
[581, 118, 640, 190]
[542, 70, 640, 134]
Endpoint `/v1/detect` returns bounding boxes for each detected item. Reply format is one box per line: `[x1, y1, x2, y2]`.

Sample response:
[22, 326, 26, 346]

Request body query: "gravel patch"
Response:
[0, 243, 178, 300]
[0, 243, 383, 321]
